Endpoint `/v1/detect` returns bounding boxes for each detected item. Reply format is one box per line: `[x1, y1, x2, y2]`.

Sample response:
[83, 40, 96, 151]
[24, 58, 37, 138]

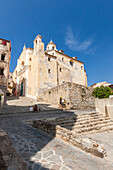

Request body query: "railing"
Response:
[18, 65, 29, 76]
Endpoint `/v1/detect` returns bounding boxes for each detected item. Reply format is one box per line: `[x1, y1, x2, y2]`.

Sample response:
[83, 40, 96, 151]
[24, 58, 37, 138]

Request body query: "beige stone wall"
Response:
[27, 51, 39, 98]
[38, 82, 95, 109]
[7, 72, 13, 94]
[38, 53, 57, 95]
[54, 51, 87, 86]
[95, 97, 113, 119]
[13, 66, 17, 89]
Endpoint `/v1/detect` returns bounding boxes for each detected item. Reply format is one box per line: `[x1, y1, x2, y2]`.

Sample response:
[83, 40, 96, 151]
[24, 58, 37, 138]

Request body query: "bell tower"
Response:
[33, 35, 44, 53]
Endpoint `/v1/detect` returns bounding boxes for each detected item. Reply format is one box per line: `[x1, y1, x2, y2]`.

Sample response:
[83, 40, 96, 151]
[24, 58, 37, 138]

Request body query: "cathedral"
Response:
[13, 35, 87, 99]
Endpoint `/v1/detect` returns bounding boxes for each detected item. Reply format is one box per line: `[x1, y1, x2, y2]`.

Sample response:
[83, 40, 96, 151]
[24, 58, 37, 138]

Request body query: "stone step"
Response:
[58, 117, 111, 127]
[72, 119, 113, 130]
[48, 113, 101, 124]
[74, 121, 113, 134]
[76, 112, 98, 118]
[53, 115, 109, 126]
[76, 114, 104, 122]
[48, 117, 76, 124]
[78, 125, 113, 135]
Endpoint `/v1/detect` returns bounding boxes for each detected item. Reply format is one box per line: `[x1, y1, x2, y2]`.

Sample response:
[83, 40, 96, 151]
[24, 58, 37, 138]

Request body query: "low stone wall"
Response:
[0, 128, 28, 170]
[33, 119, 106, 158]
[95, 97, 113, 119]
[37, 82, 95, 109]
[0, 85, 6, 105]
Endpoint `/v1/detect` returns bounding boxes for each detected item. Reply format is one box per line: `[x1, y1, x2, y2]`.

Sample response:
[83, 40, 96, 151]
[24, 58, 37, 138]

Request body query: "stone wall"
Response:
[0, 150, 7, 170]
[0, 128, 28, 170]
[33, 119, 106, 158]
[95, 96, 113, 119]
[0, 85, 6, 105]
[37, 82, 95, 109]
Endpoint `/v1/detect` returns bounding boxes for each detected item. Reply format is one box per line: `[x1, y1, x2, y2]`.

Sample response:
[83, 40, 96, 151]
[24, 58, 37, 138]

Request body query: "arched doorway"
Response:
[19, 78, 25, 96]
[20, 82, 23, 96]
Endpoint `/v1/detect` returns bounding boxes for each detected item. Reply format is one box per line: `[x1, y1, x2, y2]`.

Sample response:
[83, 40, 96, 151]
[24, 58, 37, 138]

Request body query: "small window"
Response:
[81, 66, 83, 70]
[52, 46, 54, 50]
[0, 68, 4, 75]
[52, 53, 54, 55]
[48, 57, 50, 61]
[62, 58, 64, 61]
[29, 58, 32, 61]
[49, 91, 51, 94]
[1, 54, 5, 61]
[8, 82, 10, 85]
[48, 69, 51, 73]
[70, 61, 73, 67]
[60, 68, 62, 72]
[21, 61, 24, 68]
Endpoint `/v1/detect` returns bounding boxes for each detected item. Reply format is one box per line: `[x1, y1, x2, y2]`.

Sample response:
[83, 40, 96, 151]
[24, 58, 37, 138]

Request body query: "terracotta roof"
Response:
[0, 38, 11, 43]
[33, 35, 42, 42]
[55, 50, 83, 64]
[90, 81, 111, 87]
[45, 52, 57, 59]
[27, 47, 33, 51]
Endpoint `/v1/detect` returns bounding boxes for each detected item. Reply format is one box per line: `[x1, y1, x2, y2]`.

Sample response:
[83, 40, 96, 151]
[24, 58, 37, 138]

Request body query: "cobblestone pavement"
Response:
[0, 97, 113, 170]
[85, 131, 113, 163]
[0, 96, 95, 114]
[0, 96, 61, 114]
[0, 112, 113, 170]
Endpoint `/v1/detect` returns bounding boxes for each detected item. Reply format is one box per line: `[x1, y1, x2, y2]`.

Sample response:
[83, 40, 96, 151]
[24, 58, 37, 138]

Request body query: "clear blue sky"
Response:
[0, 0, 113, 86]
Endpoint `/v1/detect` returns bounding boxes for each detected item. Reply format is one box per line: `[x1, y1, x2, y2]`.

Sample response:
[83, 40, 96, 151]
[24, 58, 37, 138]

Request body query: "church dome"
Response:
[46, 40, 56, 50]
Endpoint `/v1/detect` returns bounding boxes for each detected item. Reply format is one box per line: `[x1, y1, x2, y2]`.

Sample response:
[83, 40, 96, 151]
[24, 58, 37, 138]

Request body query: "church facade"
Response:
[13, 35, 87, 99]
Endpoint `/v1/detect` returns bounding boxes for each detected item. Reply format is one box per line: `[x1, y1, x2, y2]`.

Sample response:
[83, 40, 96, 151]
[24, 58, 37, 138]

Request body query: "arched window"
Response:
[21, 61, 24, 68]
[70, 60, 73, 67]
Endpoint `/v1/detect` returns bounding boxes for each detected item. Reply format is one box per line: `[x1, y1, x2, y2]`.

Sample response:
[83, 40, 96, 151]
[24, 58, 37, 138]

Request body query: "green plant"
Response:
[92, 86, 112, 99]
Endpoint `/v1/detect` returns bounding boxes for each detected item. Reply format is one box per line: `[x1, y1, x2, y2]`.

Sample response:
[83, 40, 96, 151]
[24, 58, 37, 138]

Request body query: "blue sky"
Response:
[0, 0, 113, 86]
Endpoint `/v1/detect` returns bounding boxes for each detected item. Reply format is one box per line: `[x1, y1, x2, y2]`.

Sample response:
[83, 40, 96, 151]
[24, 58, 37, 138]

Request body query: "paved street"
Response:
[0, 97, 113, 170]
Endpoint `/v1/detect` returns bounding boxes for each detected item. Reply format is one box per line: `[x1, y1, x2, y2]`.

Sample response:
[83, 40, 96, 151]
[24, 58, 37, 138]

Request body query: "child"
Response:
[33, 104, 38, 112]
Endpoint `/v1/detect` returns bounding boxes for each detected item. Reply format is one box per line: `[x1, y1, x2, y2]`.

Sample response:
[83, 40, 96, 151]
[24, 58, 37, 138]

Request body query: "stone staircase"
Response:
[33, 111, 113, 158]
[47, 112, 113, 135]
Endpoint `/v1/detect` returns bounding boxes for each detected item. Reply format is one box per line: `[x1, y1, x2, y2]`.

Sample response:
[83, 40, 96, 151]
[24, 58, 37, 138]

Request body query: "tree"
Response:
[92, 86, 113, 99]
